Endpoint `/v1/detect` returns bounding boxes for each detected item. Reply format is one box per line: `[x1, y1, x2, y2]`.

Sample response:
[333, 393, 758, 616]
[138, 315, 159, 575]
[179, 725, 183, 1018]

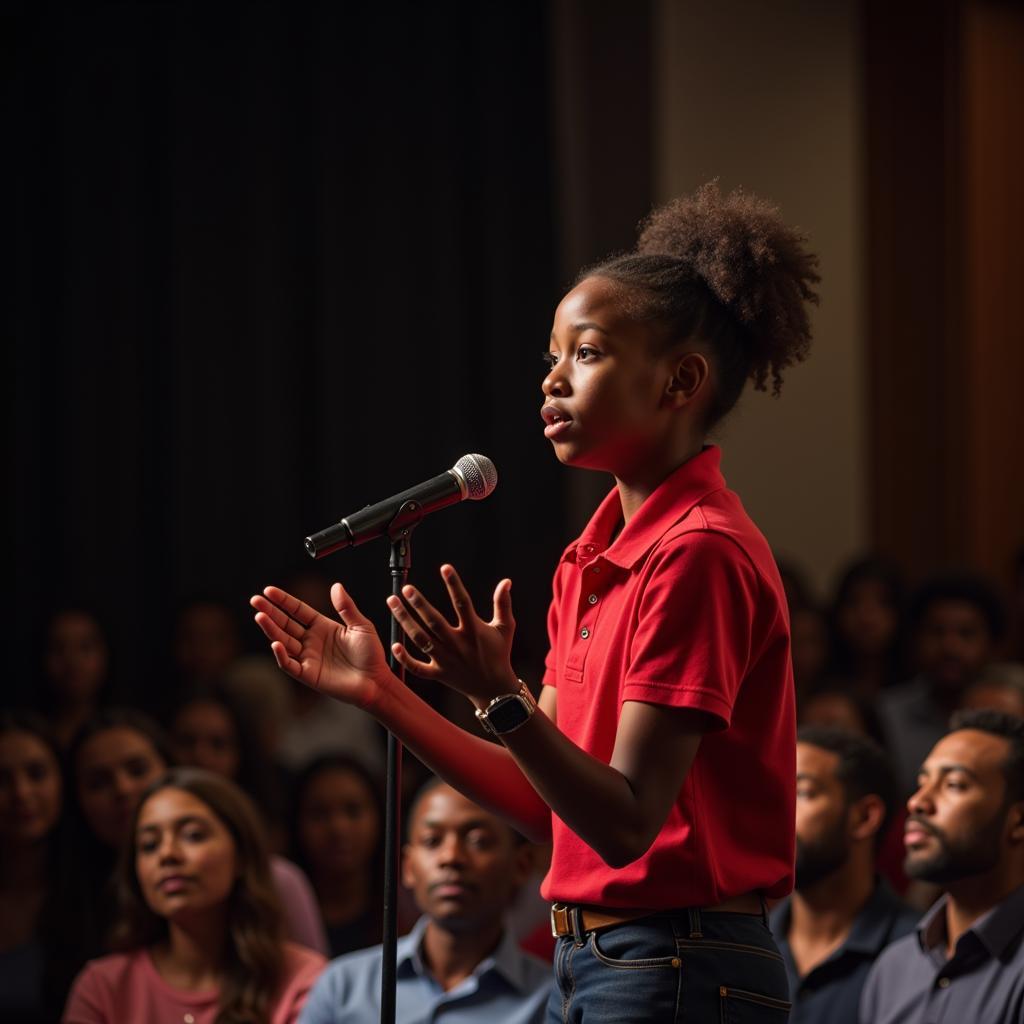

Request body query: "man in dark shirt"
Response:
[770, 727, 917, 1024]
[860, 710, 1024, 1023]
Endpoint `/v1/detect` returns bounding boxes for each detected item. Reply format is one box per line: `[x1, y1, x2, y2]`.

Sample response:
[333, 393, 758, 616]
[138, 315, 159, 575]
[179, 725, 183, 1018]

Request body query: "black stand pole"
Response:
[380, 507, 419, 1024]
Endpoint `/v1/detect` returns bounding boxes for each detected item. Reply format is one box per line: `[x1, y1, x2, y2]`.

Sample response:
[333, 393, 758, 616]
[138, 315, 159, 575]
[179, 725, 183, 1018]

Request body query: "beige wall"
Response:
[655, 0, 866, 599]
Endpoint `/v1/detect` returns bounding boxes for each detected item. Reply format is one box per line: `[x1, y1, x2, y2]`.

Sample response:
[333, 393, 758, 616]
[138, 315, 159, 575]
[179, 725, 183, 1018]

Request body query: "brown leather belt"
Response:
[550, 893, 763, 938]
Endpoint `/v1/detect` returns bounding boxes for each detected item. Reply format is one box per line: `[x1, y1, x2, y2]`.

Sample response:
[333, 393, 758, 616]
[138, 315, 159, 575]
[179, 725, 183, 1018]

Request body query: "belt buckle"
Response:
[550, 903, 569, 938]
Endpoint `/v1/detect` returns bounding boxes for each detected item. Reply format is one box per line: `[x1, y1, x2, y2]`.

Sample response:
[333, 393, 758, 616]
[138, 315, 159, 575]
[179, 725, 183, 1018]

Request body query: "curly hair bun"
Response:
[636, 181, 820, 398]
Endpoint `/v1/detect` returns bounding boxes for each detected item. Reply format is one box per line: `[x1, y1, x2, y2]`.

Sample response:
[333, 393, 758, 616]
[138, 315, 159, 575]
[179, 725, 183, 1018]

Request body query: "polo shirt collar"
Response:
[566, 446, 726, 571]
[917, 884, 1024, 959]
[397, 915, 535, 993]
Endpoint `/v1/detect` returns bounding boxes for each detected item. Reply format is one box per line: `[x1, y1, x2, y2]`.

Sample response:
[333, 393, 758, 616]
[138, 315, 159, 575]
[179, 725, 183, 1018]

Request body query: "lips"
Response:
[157, 875, 192, 894]
[904, 819, 937, 849]
[541, 404, 573, 439]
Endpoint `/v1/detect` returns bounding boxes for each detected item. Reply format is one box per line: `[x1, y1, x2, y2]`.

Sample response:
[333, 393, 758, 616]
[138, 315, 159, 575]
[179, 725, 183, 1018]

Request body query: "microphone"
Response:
[303, 454, 498, 558]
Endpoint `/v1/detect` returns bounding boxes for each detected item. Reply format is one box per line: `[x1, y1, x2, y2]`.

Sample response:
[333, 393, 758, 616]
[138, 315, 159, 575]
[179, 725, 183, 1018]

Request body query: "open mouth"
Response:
[541, 405, 573, 439]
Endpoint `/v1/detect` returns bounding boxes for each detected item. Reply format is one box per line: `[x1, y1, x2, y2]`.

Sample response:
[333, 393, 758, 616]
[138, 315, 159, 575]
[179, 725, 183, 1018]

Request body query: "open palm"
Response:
[250, 583, 391, 709]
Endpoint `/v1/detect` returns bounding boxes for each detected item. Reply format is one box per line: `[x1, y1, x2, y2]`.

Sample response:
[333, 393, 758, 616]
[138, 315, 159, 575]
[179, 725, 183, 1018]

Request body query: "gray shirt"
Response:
[859, 884, 1024, 1024]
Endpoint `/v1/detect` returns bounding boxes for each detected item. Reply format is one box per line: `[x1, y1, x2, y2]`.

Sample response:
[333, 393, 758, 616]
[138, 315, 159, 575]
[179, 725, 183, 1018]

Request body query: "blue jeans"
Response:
[547, 906, 792, 1023]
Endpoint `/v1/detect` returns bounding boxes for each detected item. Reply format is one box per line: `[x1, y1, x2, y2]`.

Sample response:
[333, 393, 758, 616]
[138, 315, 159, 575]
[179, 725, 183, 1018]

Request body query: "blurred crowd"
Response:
[1, 551, 1022, 1022]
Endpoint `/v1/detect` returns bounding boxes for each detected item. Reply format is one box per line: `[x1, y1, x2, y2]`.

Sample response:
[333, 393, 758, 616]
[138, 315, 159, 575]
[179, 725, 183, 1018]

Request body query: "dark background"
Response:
[12, 2, 582, 704]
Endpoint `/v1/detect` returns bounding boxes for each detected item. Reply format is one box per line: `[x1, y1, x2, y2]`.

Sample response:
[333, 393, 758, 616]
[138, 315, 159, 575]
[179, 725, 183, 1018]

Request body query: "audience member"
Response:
[299, 781, 552, 1024]
[878, 573, 1005, 795]
[859, 710, 1024, 1023]
[959, 663, 1024, 719]
[40, 608, 112, 749]
[62, 768, 325, 1023]
[170, 686, 286, 837]
[799, 688, 887, 750]
[290, 756, 388, 958]
[827, 557, 905, 697]
[171, 690, 329, 954]
[0, 713, 65, 1023]
[57, 709, 174, 998]
[770, 727, 917, 1024]
[174, 597, 244, 687]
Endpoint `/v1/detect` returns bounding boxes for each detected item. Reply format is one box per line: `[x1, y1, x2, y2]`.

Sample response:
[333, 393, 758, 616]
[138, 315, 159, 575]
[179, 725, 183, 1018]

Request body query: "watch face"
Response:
[488, 695, 530, 734]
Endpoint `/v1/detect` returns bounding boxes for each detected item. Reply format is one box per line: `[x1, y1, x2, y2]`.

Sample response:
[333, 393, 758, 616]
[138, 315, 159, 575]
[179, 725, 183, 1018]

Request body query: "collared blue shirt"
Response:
[298, 917, 553, 1024]
[770, 878, 918, 1024]
[859, 884, 1024, 1024]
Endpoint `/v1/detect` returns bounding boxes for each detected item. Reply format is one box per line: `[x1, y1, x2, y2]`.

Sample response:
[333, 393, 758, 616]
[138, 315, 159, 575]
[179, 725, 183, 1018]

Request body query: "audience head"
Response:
[829, 556, 904, 665]
[795, 726, 897, 890]
[111, 768, 283, 1020]
[174, 598, 243, 685]
[908, 572, 1004, 696]
[171, 688, 249, 783]
[43, 606, 110, 709]
[70, 709, 172, 850]
[799, 687, 887, 749]
[291, 755, 383, 884]
[904, 709, 1024, 887]
[403, 781, 531, 934]
[959, 664, 1024, 720]
[0, 711, 64, 849]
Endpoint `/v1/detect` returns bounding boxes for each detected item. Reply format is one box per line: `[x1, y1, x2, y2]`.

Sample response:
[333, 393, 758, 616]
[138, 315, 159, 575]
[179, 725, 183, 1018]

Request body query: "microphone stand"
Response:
[380, 501, 423, 1024]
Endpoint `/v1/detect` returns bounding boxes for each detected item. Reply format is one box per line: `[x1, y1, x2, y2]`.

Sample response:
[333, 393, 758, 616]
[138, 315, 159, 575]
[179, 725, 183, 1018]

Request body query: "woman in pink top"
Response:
[63, 768, 325, 1024]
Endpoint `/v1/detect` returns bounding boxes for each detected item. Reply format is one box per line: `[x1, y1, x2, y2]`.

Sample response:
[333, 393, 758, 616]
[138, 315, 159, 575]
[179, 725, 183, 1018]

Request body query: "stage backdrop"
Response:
[12, 2, 567, 705]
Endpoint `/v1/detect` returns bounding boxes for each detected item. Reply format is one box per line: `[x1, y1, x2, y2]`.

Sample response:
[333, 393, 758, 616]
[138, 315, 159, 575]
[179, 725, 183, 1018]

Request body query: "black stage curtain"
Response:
[12, 2, 566, 707]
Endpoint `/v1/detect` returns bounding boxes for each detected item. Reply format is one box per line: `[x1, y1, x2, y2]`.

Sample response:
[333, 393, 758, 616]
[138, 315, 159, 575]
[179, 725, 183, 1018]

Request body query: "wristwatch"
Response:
[475, 680, 537, 736]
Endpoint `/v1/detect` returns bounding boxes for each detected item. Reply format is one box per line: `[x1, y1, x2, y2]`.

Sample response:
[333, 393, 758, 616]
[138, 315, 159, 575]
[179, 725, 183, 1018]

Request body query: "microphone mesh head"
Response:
[454, 454, 497, 500]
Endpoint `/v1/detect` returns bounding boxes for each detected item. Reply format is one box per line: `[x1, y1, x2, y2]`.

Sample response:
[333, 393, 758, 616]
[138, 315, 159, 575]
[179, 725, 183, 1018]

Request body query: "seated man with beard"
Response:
[860, 709, 1024, 1024]
[770, 727, 917, 1024]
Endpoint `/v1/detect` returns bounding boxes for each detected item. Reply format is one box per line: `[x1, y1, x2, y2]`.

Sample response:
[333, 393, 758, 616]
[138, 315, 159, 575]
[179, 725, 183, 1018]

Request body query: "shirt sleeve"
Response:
[61, 965, 107, 1024]
[272, 858, 330, 955]
[296, 963, 340, 1024]
[621, 530, 760, 728]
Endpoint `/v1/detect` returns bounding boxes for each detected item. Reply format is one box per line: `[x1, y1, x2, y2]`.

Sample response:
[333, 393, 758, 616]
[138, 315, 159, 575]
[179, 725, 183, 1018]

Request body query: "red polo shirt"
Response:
[540, 446, 795, 909]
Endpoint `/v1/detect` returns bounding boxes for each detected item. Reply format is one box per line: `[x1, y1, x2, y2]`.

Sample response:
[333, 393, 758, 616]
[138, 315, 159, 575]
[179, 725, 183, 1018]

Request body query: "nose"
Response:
[907, 780, 935, 817]
[542, 361, 569, 398]
[436, 833, 467, 868]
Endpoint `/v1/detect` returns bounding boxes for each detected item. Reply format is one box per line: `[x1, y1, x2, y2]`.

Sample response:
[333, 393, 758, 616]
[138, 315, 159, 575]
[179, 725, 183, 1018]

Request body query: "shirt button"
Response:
[587, 594, 598, 605]
[580, 627, 590, 639]
[938, 978, 951, 989]
[592, 566, 600, 574]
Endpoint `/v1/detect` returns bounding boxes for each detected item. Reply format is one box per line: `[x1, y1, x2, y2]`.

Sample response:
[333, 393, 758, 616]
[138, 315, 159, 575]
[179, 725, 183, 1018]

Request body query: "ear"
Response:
[848, 794, 886, 844]
[400, 844, 414, 890]
[664, 351, 710, 409]
[1007, 801, 1024, 845]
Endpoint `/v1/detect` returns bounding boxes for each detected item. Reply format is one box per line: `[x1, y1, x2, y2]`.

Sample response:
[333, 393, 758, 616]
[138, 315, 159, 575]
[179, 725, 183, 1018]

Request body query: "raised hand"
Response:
[250, 583, 392, 709]
[385, 564, 519, 705]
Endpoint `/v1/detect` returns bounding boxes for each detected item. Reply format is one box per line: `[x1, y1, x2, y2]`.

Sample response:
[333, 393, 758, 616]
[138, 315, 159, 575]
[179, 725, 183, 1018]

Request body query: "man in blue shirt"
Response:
[300, 780, 552, 1024]
[860, 709, 1024, 1023]
[770, 727, 917, 1024]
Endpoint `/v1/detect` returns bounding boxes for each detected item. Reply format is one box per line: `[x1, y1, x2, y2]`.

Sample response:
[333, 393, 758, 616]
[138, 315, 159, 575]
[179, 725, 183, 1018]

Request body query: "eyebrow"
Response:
[549, 321, 611, 340]
[418, 818, 496, 832]
[795, 773, 823, 783]
[917, 763, 982, 782]
[137, 814, 207, 834]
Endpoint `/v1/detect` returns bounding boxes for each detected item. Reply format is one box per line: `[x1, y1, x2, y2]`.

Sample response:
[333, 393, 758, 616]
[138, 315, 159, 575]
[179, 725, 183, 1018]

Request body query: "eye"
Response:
[576, 345, 600, 361]
[542, 351, 557, 369]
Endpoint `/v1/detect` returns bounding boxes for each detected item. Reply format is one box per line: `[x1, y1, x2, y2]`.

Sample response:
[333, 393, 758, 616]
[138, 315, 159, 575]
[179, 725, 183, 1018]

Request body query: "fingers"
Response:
[331, 583, 374, 628]
[386, 594, 440, 657]
[492, 578, 515, 634]
[251, 610, 303, 659]
[391, 641, 444, 680]
[261, 586, 319, 629]
[440, 565, 475, 627]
